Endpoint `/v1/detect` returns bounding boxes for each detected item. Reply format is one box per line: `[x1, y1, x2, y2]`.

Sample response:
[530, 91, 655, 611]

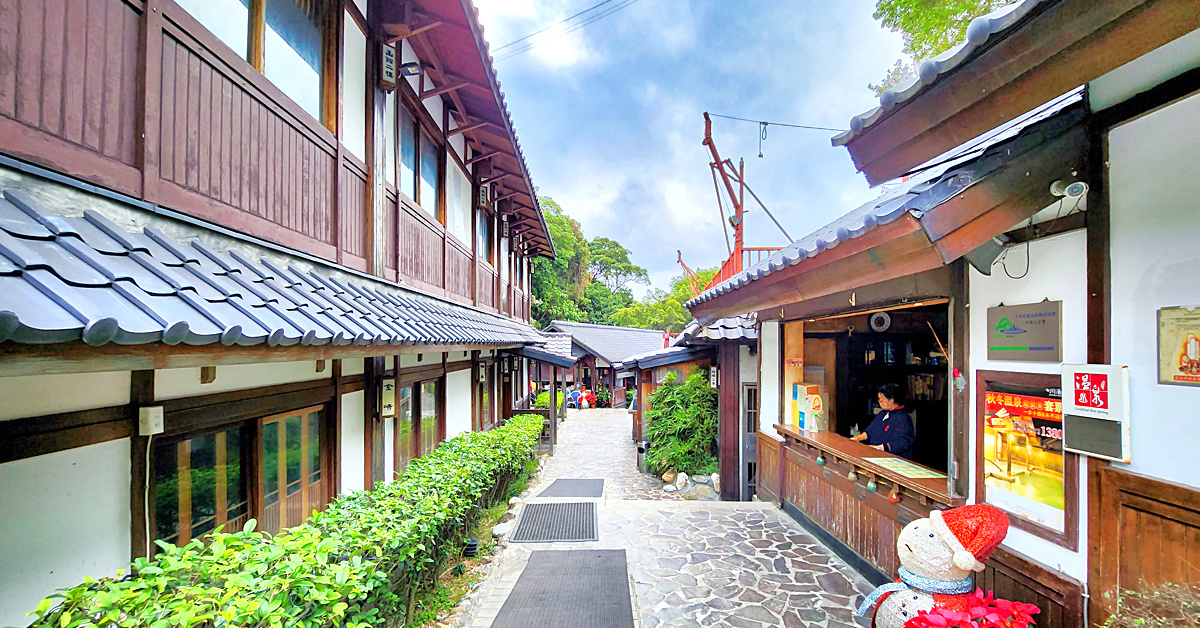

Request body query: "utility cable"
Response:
[493, 0, 623, 52]
[724, 161, 792, 242]
[497, 0, 642, 60]
[708, 113, 845, 133]
[710, 164, 732, 255]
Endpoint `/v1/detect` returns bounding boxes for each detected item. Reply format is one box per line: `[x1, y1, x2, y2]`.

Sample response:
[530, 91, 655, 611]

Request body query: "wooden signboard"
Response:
[1158, 306, 1200, 386]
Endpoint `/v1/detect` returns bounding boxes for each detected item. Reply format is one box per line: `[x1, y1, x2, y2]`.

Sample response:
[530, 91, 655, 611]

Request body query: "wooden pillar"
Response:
[549, 365, 559, 449]
[718, 344, 740, 501]
[130, 369, 155, 560]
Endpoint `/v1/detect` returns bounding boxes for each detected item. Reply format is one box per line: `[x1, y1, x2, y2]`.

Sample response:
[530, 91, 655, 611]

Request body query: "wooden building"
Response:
[687, 1, 1200, 625]
[0, 0, 561, 623]
[541, 320, 666, 400]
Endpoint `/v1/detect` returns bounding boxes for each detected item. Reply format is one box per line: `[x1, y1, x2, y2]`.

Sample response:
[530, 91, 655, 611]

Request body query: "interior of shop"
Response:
[784, 302, 951, 472]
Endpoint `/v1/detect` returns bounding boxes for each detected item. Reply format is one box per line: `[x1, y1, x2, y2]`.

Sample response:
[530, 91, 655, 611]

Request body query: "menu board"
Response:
[1159, 306, 1200, 386]
[865, 457, 946, 479]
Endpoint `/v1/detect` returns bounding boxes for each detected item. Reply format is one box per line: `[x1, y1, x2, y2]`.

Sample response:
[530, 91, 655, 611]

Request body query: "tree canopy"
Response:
[870, 0, 1014, 95]
[610, 268, 717, 334]
[588, 236, 650, 293]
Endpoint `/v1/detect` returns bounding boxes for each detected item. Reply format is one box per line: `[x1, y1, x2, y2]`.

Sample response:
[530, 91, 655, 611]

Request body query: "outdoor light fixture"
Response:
[398, 61, 422, 77]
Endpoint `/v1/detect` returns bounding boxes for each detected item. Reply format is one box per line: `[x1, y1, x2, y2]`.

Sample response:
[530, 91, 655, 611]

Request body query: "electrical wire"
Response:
[710, 164, 732, 255]
[496, 0, 642, 60]
[144, 433, 153, 557]
[708, 113, 845, 133]
[492, 0, 623, 52]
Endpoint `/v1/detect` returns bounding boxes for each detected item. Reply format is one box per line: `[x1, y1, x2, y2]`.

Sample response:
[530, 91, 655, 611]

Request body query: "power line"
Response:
[493, 0, 623, 52]
[496, 0, 642, 60]
[708, 113, 845, 133]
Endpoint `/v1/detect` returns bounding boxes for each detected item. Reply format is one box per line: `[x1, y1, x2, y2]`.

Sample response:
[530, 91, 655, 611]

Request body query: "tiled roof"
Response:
[539, 332, 577, 361]
[676, 316, 757, 345]
[614, 345, 714, 372]
[833, 0, 1049, 147]
[686, 88, 1084, 310]
[544, 320, 666, 364]
[0, 189, 543, 348]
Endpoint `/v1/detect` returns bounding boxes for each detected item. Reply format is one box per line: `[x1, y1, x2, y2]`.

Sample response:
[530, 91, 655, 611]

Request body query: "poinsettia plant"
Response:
[903, 589, 1040, 628]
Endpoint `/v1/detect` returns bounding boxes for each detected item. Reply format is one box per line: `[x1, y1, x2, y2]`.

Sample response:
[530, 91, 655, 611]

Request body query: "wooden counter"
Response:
[772, 424, 964, 580]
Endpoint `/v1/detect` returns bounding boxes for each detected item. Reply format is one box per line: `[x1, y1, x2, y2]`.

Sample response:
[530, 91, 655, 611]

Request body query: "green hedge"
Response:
[532, 391, 564, 409]
[27, 413, 545, 628]
[644, 368, 718, 475]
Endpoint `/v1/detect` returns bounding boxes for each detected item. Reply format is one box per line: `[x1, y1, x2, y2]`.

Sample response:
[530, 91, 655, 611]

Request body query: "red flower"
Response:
[902, 589, 1040, 628]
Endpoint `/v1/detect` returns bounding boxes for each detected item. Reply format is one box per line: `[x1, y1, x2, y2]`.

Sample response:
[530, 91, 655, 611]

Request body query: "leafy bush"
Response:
[1104, 583, 1200, 627]
[533, 391, 564, 409]
[26, 414, 545, 628]
[595, 387, 612, 407]
[644, 368, 718, 475]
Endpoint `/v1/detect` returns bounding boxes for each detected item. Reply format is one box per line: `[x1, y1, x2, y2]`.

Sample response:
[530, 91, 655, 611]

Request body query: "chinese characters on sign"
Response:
[381, 378, 396, 418]
[982, 380, 1066, 530]
[1073, 372, 1108, 409]
[986, 301, 1063, 362]
[1062, 364, 1131, 463]
[1158, 306, 1200, 386]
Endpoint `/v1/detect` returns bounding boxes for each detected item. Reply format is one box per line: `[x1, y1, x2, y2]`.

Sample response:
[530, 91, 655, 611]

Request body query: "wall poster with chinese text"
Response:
[982, 379, 1065, 531]
[1158, 306, 1200, 386]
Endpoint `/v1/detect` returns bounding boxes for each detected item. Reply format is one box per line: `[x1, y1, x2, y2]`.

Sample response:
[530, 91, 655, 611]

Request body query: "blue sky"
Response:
[473, 0, 906, 297]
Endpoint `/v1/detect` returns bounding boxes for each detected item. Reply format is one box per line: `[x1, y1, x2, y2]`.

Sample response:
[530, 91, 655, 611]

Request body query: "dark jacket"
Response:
[864, 407, 914, 460]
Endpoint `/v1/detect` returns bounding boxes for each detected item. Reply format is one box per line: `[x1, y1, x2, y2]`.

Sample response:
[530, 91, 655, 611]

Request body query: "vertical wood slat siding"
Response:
[446, 242, 472, 301]
[339, 166, 367, 257]
[0, 0, 140, 165]
[756, 432, 781, 503]
[399, 205, 444, 289]
[476, 264, 496, 309]
[156, 32, 336, 248]
[979, 548, 1082, 628]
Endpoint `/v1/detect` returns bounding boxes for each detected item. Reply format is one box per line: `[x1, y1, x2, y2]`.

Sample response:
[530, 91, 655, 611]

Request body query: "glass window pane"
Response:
[383, 90, 397, 186]
[176, 0, 249, 59]
[286, 414, 302, 495]
[447, 164, 471, 244]
[152, 441, 180, 545]
[396, 386, 414, 473]
[262, 420, 281, 534]
[421, 381, 438, 455]
[342, 12, 368, 161]
[477, 210, 493, 264]
[400, 109, 418, 199]
[153, 426, 247, 547]
[419, 131, 440, 218]
[264, 0, 324, 120]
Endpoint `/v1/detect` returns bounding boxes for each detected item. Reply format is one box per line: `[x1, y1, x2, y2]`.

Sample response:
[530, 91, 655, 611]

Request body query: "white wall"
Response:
[445, 369, 472, 440]
[155, 361, 327, 401]
[759, 321, 781, 439]
[341, 358, 365, 376]
[968, 229, 1089, 581]
[383, 416, 395, 483]
[0, 439, 131, 627]
[1108, 91, 1200, 490]
[340, 390, 365, 494]
[0, 371, 130, 421]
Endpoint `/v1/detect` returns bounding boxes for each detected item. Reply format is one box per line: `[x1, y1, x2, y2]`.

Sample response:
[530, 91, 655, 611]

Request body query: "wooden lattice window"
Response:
[259, 407, 328, 536]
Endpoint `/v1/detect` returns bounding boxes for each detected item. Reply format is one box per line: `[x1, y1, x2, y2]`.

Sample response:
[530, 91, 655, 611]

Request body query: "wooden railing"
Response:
[702, 246, 783, 293]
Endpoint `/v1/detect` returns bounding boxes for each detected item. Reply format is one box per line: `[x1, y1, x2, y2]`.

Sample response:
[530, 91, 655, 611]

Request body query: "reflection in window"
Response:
[176, 0, 249, 59]
[262, 409, 326, 535]
[342, 11, 368, 161]
[499, 235, 510, 311]
[395, 385, 414, 474]
[264, 0, 324, 119]
[420, 381, 439, 456]
[383, 91, 397, 186]
[477, 209, 493, 264]
[419, 130, 440, 218]
[153, 427, 247, 546]
[447, 164, 472, 245]
[399, 109, 418, 200]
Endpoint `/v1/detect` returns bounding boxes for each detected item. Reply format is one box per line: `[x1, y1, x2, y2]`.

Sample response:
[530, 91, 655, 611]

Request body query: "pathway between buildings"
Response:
[466, 408, 873, 628]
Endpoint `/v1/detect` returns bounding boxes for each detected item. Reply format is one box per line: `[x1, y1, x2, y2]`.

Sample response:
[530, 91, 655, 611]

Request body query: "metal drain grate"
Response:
[537, 478, 605, 498]
[511, 502, 598, 543]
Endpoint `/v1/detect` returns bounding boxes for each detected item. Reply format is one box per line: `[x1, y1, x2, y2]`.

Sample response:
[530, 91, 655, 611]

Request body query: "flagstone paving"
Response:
[463, 409, 874, 628]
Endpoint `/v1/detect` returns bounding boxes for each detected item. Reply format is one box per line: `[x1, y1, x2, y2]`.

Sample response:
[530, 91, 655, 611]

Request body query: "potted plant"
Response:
[902, 589, 1040, 628]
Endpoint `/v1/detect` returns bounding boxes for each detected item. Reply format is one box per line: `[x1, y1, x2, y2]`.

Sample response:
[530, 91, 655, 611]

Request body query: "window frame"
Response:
[256, 405, 330, 536]
[974, 370, 1079, 551]
[394, 80, 448, 224]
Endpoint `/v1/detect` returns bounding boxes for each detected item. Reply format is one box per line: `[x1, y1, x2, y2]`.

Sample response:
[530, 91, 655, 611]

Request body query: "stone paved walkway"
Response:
[465, 409, 873, 628]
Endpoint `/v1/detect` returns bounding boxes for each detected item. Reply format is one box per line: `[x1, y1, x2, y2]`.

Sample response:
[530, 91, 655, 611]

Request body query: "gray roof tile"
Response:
[676, 316, 757, 344]
[544, 320, 666, 364]
[0, 189, 546, 349]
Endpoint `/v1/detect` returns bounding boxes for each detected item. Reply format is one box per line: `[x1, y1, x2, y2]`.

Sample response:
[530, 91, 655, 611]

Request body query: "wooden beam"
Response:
[845, 0, 1200, 186]
[448, 119, 503, 137]
[382, 21, 443, 44]
[467, 150, 502, 165]
[421, 80, 472, 100]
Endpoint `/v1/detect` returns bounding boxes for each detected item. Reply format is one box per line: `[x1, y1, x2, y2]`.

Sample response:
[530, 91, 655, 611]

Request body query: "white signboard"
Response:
[380, 43, 397, 90]
[1061, 364, 1130, 463]
[381, 378, 396, 417]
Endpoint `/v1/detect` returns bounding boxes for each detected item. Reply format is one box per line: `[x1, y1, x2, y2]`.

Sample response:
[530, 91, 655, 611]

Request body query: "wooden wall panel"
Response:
[756, 432, 781, 503]
[446, 242, 472, 301]
[339, 166, 367, 258]
[477, 264, 496, 309]
[157, 32, 336, 248]
[979, 548, 1082, 628]
[400, 206, 444, 289]
[384, 193, 397, 272]
[0, 0, 142, 189]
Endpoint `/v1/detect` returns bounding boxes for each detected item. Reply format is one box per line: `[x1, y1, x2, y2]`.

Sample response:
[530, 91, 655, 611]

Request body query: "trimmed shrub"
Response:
[532, 391, 564, 409]
[644, 368, 718, 475]
[26, 413, 545, 628]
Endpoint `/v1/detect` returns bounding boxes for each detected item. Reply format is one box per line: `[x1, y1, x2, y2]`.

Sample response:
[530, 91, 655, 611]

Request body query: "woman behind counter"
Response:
[850, 383, 914, 460]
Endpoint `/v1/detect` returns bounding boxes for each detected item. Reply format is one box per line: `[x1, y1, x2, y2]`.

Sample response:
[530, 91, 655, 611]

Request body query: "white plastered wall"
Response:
[0, 371, 131, 421]
[383, 416, 395, 483]
[1107, 91, 1200, 490]
[340, 390, 366, 494]
[445, 369, 472, 440]
[968, 229, 1089, 581]
[0, 439, 131, 627]
[759, 321, 782, 439]
[155, 361, 327, 400]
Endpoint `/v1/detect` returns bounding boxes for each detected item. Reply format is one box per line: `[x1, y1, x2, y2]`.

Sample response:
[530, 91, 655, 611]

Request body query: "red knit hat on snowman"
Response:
[929, 504, 1009, 572]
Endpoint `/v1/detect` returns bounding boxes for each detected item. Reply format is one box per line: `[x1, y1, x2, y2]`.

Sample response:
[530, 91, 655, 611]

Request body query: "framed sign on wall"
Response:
[986, 301, 1062, 362]
[1158, 305, 1200, 386]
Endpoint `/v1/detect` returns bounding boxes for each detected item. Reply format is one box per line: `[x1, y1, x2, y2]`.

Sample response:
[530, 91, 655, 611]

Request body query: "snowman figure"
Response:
[857, 504, 1009, 628]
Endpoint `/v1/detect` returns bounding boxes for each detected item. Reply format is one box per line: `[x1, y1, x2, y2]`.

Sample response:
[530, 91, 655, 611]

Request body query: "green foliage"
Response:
[587, 237, 649, 293]
[870, 0, 1014, 94]
[580, 281, 636, 327]
[595, 387, 612, 405]
[611, 268, 717, 333]
[533, 391, 564, 409]
[26, 414, 546, 628]
[643, 369, 719, 475]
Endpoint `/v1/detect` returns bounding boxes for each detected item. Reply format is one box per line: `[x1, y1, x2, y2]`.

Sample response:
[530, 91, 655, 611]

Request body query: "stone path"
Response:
[464, 409, 873, 628]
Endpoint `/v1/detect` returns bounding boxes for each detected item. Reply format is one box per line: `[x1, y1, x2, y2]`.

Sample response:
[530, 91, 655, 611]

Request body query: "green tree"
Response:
[870, 0, 1014, 93]
[588, 237, 650, 293]
[611, 268, 717, 333]
[530, 197, 589, 327]
[580, 281, 635, 326]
